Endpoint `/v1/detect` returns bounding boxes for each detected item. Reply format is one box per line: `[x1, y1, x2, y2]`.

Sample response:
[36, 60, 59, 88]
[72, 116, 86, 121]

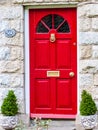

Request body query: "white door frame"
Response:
[25, 9, 30, 114]
[24, 7, 79, 115]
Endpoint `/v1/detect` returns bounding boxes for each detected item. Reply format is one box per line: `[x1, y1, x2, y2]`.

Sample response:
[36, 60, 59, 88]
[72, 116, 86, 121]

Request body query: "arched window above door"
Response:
[36, 14, 70, 33]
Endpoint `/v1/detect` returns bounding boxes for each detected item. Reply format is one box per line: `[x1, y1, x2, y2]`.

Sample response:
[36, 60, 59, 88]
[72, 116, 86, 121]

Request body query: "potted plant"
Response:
[1, 90, 18, 130]
[79, 90, 97, 130]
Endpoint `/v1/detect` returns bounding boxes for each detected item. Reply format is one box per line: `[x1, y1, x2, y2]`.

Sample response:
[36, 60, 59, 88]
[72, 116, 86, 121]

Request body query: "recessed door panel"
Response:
[35, 40, 50, 68]
[35, 79, 51, 108]
[56, 40, 71, 69]
[56, 79, 71, 109]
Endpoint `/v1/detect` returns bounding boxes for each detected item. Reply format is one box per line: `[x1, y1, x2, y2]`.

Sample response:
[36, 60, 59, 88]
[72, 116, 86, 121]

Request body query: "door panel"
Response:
[35, 79, 50, 108]
[35, 40, 50, 68]
[56, 40, 71, 68]
[29, 8, 77, 117]
[56, 79, 71, 108]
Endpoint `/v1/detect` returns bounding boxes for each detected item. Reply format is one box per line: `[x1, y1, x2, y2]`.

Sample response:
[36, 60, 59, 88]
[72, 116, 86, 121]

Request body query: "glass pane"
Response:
[36, 14, 70, 33]
[54, 14, 64, 29]
[57, 21, 70, 33]
[42, 15, 52, 29]
[36, 22, 49, 33]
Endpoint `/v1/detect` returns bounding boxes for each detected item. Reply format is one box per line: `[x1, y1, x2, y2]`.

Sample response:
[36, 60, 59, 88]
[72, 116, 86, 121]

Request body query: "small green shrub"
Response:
[1, 90, 18, 116]
[80, 90, 97, 116]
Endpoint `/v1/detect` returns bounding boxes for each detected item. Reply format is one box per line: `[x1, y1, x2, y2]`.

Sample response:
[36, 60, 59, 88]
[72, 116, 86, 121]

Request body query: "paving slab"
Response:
[1, 119, 97, 130]
[29, 120, 76, 130]
[0, 120, 75, 130]
[48, 120, 75, 130]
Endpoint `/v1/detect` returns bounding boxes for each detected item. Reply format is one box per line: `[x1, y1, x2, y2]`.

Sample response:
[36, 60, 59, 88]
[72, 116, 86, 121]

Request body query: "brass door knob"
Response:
[69, 72, 75, 77]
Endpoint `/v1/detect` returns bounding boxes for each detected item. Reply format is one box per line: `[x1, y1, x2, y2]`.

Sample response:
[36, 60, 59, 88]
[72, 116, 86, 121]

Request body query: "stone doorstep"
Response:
[29, 119, 76, 130]
[0, 119, 75, 130]
[0, 125, 75, 130]
[28, 127, 76, 130]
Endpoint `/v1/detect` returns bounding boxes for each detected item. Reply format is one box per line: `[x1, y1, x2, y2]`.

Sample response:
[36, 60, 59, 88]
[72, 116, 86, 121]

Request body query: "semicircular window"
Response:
[36, 14, 70, 33]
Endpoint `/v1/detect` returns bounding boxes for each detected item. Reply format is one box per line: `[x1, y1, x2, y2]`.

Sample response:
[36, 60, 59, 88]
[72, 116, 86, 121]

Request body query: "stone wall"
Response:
[0, 1, 24, 115]
[14, 0, 86, 4]
[78, 2, 98, 104]
[77, 3, 98, 129]
[0, 0, 98, 125]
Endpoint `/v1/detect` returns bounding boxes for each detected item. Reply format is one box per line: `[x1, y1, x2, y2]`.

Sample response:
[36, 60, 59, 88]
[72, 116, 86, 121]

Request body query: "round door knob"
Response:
[69, 72, 75, 77]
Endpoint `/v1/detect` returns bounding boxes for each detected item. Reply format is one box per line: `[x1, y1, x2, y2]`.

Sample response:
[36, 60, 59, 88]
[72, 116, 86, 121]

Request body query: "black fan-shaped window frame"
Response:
[36, 14, 70, 33]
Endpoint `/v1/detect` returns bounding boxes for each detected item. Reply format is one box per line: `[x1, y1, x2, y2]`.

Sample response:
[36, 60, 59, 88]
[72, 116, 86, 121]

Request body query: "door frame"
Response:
[24, 6, 79, 118]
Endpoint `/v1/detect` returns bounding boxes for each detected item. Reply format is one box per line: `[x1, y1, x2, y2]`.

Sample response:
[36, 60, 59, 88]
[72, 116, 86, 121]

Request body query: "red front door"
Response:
[29, 8, 77, 118]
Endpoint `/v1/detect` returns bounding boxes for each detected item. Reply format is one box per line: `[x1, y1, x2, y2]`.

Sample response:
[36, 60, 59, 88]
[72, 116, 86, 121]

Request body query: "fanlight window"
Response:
[36, 14, 70, 33]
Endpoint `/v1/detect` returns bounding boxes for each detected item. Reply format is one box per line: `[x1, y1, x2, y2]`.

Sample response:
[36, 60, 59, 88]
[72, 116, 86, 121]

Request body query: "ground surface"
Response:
[29, 120, 76, 130]
[0, 119, 98, 130]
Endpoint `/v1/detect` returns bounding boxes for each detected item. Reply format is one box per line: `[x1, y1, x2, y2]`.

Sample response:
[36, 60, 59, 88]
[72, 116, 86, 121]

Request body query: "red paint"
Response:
[29, 8, 77, 118]
[31, 114, 76, 119]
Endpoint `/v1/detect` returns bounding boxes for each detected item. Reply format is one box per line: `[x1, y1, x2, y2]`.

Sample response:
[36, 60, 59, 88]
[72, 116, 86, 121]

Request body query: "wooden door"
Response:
[29, 8, 77, 118]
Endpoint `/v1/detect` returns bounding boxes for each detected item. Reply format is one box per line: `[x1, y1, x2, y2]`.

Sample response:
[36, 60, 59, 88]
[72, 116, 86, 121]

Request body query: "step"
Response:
[29, 119, 76, 130]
